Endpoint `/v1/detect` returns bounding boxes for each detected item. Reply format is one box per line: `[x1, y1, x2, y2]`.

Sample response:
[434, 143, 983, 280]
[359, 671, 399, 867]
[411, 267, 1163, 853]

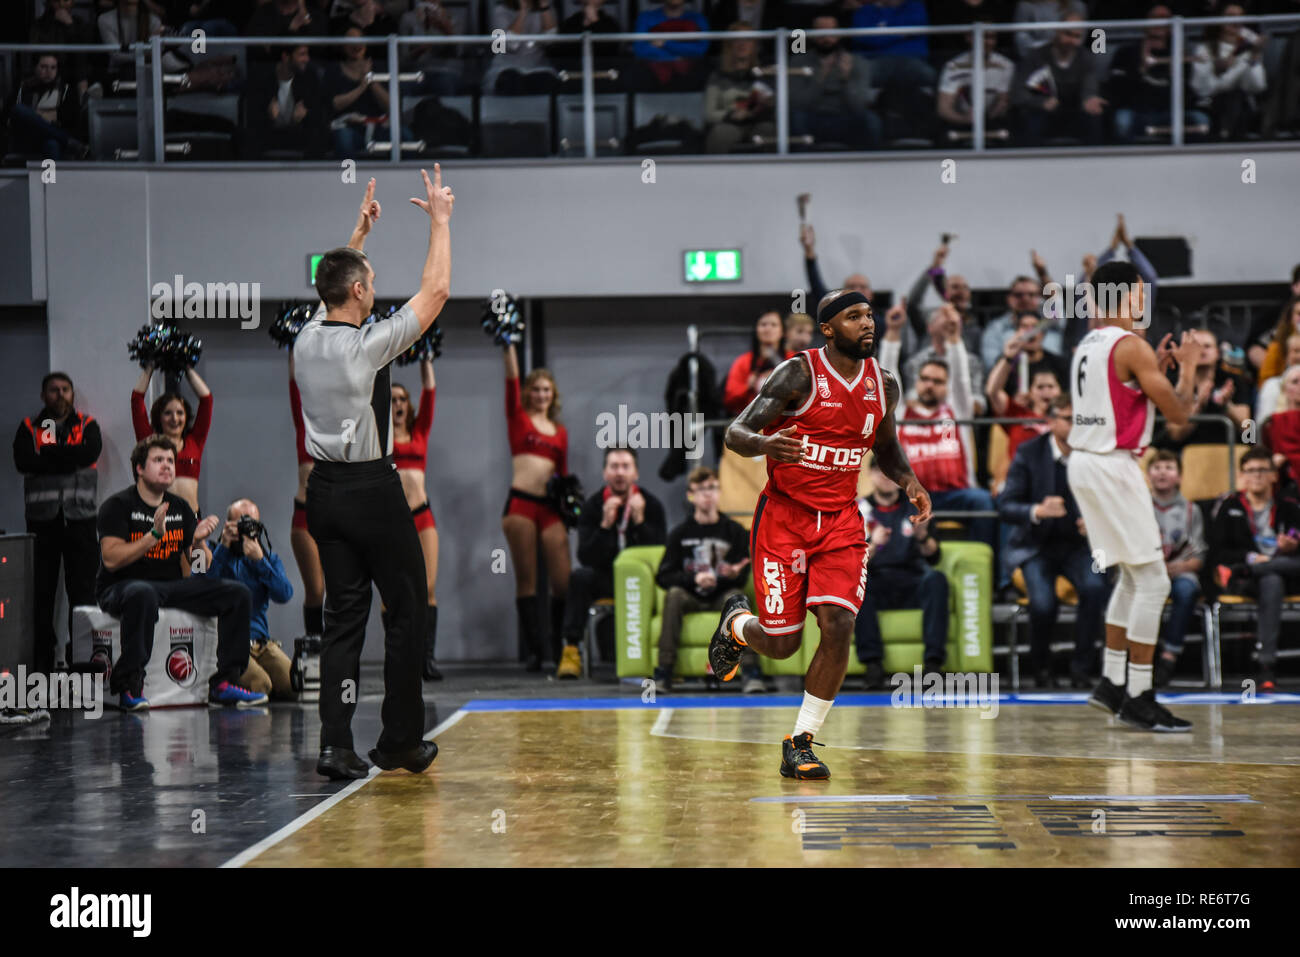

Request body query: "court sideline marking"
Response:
[220, 708, 468, 869]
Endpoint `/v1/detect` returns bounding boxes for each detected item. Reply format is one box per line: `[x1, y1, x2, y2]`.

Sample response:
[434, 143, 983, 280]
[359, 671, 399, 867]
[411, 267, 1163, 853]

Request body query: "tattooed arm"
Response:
[724, 355, 813, 462]
[872, 370, 932, 524]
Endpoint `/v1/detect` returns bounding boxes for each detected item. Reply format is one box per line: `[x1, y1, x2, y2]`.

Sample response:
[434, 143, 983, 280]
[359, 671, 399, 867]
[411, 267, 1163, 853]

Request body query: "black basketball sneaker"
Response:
[780, 733, 830, 780]
[709, 592, 752, 682]
[1118, 689, 1193, 732]
[1087, 676, 1125, 716]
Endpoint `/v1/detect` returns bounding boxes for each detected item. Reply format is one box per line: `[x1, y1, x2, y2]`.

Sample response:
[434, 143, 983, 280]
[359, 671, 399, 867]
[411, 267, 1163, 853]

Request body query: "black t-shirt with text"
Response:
[95, 485, 197, 593]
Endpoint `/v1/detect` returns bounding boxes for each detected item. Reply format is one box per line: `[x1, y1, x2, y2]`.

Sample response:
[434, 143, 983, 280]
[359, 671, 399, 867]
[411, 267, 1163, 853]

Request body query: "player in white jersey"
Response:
[1067, 260, 1200, 732]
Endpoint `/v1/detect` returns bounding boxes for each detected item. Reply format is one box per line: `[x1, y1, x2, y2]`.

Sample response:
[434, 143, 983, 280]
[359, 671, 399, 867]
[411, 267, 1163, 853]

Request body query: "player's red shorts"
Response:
[411, 501, 437, 532]
[502, 488, 563, 531]
[749, 491, 869, 636]
[292, 498, 308, 531]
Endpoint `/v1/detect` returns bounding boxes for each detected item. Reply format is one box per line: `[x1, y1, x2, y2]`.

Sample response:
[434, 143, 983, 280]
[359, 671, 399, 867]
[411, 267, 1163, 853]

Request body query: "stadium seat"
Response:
[1181, 443, 1234, 501]
[718, 444, 766, 530]
[164, 91, 240, 161]
[479, 95, 552, 157]
[1209, 593, 1300, 687]
[614, 541, 994, 679]
[89, 98, 138, 161]
[555, 93, 627, 156]
[70, 605, 218, 707]
[630, 91, 707, 153]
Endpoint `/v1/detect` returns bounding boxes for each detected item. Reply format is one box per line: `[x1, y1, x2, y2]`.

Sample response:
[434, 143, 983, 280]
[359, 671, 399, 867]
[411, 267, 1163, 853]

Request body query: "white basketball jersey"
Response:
[1069, 325, 1154, 454]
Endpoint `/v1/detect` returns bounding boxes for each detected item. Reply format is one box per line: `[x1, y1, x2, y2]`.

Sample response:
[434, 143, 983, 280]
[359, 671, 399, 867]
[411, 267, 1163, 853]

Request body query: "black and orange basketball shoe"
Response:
[709, 592, 751, 681]
[780, 733, 830, 780]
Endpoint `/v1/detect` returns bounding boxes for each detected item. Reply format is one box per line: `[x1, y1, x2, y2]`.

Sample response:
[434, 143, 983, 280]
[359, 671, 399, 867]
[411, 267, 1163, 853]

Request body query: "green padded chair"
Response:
[615, 541, 993, 679]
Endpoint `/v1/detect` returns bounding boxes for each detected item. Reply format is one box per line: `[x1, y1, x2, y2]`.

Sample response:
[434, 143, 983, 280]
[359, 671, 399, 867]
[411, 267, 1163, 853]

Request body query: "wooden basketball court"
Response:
[233, 694, 1300, 868]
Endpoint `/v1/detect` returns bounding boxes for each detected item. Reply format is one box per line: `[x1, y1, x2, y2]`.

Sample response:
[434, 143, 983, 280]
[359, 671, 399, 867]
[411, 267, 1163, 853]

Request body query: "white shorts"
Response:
[1067, 449, 1164, 569]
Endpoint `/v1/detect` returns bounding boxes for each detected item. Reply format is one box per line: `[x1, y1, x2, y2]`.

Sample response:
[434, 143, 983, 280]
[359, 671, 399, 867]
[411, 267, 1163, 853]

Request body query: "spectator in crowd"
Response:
[401, 0, 465, 95]
[1191, 4, 1268, 140]
[483, 0, 559, 93]
[1154, 328, 1252, 450]
[96, 437, 266, 711]
[723, 310, 791, 414]
[556, 0, 622, 73]
[324, 28, 409, 157]
[245, 0, 328, 66]
[329, 0, 400, 40]
[904, 240, 979, 359]
[855, 457, 948, 688]
[984, 332, 1061, 485]
[997, 394, 1108, 687]
[1108, 4, 1212, 144]
[631, 0, 711, 92]
[12, 372, 102, 675]
[900, 303, 986, 409]
[928, 0, 1014, 63]
[785, 312, 815, 352]
[652, 466, 755, 693]
[28, 0, 95, 100]
[559, 448, 666, 676]
[7, 54, 87, 160]
[709, 0, 788, 32]
[1011, 0, 1087, 59]
[891, 313, 996, 550]
[99, 0, 190, 76]
[245, 43, 329, 159]
[1263, 365, 1300, 489]
[704, 23, 775, 152]
[1208, 447, 1300, 692]
[130, 363, 213, 517]
[936, 27, 1015, 137]
[1011, 11, 1105, 147]
[798, 218, 871, 318]
[980, 259, 1060, 371]
[850, 0, 936, 137]
[1257, 333, 1300, 425]
[988, 312, 1068, 403]
[206, 498, 296, 699]
[1254, 295, 1300, 386]
[789, 14, 880, 150]
[1147, 449, 1207, 687]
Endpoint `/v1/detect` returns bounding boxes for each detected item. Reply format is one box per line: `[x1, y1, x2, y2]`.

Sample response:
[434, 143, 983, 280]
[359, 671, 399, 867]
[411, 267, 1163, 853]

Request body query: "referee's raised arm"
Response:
[405, 165, 454, 334]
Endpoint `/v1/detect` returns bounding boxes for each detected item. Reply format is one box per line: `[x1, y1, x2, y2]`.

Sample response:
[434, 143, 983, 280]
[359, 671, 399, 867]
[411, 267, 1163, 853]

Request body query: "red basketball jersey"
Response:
[762, 347, 886, 512]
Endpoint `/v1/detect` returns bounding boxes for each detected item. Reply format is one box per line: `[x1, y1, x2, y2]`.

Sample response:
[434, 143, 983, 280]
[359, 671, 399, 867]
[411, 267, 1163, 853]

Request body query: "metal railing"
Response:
[4, 11, 1299, 162]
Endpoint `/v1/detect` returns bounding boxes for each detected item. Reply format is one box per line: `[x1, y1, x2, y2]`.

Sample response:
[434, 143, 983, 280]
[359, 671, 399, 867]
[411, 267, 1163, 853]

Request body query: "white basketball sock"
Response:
[1128, 662, 1153, 696]
[1104, 647, 1127, 686]
[729, 613, 755, 645]
[793, 692, 833, 738]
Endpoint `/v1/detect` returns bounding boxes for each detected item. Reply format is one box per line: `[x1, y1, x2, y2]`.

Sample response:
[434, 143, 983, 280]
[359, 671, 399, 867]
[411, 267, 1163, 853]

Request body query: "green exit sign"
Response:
[683, 249, 742, 283]
[308, 253, 324, 285]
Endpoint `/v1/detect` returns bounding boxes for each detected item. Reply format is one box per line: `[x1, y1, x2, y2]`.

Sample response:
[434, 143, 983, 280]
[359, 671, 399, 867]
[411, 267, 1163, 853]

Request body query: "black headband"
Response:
[817, 291, 870, 325]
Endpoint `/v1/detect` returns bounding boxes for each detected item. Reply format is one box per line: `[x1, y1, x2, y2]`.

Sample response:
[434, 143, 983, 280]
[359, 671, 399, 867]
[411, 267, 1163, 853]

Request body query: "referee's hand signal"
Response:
[355, 177, 381, 236]
[410, 165, 454, 225]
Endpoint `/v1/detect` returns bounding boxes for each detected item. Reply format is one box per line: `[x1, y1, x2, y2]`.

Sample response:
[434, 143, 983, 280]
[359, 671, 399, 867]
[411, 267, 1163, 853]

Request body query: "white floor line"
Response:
[650, 708, 674, 736]
[220, 708, 468, 869]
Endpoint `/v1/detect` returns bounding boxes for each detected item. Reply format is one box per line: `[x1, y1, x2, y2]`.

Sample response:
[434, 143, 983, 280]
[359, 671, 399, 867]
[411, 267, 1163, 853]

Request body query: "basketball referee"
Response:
[295, 169, 454, 779]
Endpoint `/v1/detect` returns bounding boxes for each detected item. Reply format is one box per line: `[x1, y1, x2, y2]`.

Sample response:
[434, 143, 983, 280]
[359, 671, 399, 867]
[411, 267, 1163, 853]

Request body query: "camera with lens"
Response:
[237, 516, 263, 541]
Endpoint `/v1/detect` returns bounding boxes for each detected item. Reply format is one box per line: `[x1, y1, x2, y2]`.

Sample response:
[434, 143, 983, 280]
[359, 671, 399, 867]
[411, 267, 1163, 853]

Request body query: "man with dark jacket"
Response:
[12, 372, 102, 674]
[558, 447, 666, 677]
[996, 395, 1111, 687]
[1011, 11, 1105, 147]
[244, 43, 330, 159]
[8, 54, 87, 160]
[1207, 447, 1300, 691]
[855, 457, 947, 689]
[652, 466, 752, 693]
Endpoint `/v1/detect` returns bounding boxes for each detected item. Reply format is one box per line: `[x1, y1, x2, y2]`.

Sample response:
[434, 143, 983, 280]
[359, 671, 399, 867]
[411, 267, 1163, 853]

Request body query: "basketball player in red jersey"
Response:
[391, 358, 441, 680]
[711, 289, 932, 780]
[500, 342, 570, 672]
[288, 353, 325, 645]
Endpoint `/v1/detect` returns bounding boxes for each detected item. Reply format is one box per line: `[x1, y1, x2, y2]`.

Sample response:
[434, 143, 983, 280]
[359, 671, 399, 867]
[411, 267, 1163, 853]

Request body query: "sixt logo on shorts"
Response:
[762, 559, 786, 615]
[800, 437, 869, 470]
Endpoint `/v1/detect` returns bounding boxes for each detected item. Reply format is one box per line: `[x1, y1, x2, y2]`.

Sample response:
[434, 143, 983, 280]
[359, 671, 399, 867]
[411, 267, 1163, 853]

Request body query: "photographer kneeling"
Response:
[206, 499, 296, 700]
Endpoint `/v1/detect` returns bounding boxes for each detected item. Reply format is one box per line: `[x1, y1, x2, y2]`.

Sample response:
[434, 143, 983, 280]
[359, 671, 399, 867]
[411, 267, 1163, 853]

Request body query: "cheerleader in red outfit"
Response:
[288, 353, 326, 643]
[130, 362, 213, 516]
[391, 358, 442, 680]
[500, 342, 570, 672]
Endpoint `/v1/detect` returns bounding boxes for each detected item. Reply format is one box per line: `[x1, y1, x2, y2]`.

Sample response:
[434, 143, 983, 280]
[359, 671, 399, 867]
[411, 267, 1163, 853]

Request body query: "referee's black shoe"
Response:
[1087, 676, 1124, 716]
[709, 592, 751, 682]
[369, 740, 439, 773]
[317, 747, 370, 780]
[1118, 689, 1192, 732]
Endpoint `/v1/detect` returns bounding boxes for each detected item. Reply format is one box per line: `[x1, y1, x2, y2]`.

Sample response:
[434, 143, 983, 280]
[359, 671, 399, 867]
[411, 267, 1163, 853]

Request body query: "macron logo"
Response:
[50, 887, 151, 937]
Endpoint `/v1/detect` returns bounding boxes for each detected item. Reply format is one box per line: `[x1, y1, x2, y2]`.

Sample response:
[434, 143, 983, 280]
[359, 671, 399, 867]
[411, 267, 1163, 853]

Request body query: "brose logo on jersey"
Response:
[763, 559, 785, 614]
[800, 437, 869, 470]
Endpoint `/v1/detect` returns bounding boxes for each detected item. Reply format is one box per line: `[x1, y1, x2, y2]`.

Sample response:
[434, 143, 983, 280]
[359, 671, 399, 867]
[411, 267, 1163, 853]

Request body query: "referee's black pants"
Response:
[307, 459, 427, 753]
